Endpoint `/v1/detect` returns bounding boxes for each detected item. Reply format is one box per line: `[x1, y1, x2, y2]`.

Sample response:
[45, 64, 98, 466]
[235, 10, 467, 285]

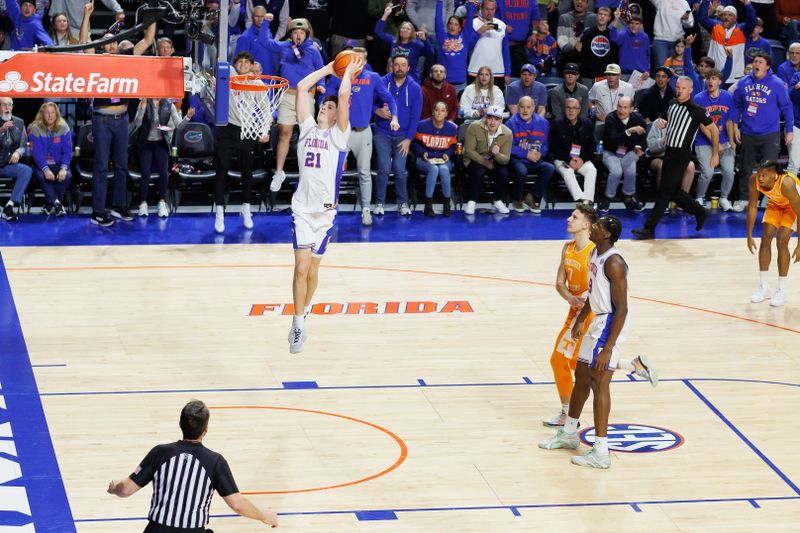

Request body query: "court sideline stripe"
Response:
[0, 252, 75, 531]
[72, 494, 800, 523]
[683, 379, 800, 496]
[38, 376, 800, 397]
[9, 263, 799, 334]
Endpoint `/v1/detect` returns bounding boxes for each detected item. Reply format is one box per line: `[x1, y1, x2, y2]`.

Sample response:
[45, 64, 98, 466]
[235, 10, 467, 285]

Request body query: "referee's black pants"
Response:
[215, 124, 255, 206]
[643, 147, 703, 231]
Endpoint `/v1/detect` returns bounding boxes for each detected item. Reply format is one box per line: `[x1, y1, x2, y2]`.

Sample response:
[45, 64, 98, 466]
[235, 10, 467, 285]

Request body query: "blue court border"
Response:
[0, 252, 75, 531]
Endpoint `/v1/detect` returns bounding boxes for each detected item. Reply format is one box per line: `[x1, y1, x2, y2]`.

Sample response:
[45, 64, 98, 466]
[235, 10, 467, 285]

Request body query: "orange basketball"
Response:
[333, 50, 363, 79]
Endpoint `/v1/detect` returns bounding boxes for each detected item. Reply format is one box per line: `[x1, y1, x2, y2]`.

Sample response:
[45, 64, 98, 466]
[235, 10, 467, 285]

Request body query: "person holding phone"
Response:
[467, 0, 512, 91]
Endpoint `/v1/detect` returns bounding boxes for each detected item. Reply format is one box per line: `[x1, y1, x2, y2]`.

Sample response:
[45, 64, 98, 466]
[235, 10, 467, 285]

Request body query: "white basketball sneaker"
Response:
[719, 198, 733, 212]
[492, 200, 510, 214]
[538, 429, 580, 450]
[632, 354, 658, 387]
[361, 207, 372, 226]
[542, 410, 567, 427]
[288, 326, 307, 354]
[138, 201, 148, 217]
[751, 283, 771, 303]
[732, 200, 748, 212]
[241, 203, 254, 229]
[157, 200, 169, 218]
[464, 200, 476, 215]
[270, 170, 286, 192]
[214, 206, 225, 234]
[373, 204, 385, 215]
[399, 203, 412, 216]
[770, 287, 787, 307]
[571, 447, 611, 469]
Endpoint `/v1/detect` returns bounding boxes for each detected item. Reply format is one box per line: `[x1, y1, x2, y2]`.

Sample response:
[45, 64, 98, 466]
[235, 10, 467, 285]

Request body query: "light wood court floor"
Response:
[3, 239, 799, 531]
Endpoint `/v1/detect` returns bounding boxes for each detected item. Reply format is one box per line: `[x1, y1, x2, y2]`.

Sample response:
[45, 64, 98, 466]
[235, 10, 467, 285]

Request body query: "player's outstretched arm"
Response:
[296, 63, 336, 124]
[336, 56, 365, 133]
[745, 173, 760, 254]
[781, 176, 800, 262]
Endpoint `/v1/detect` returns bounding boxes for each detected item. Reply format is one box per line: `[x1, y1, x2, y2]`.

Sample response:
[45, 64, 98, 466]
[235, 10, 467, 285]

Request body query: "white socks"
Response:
[760, 271, 769, 286]
[561, 403, 569, 414]
[292, 314, 305, 329]
[594, 436, 609, 455]
[304, 305, 311, 316]
[779, 276, 787, 289]
[618, 359, 635, 372]
[563, 416, 579, 434]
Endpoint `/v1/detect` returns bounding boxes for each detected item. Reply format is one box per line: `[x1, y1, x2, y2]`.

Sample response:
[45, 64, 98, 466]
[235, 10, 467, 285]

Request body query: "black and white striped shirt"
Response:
[130, 441, 238, 532]
[663, 98, 713, 151]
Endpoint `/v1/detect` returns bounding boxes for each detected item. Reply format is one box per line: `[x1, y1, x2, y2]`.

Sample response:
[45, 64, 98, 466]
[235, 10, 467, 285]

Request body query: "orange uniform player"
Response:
[747, 161, 800, 307]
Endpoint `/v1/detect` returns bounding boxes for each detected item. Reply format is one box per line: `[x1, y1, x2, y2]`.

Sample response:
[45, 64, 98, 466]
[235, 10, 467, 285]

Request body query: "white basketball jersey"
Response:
[587, 246, 628, 315]
[292, 116, 350, 214]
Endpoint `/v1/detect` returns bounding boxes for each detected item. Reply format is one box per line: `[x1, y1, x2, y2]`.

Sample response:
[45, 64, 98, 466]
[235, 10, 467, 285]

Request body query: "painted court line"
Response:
[74, 495, 800, 524]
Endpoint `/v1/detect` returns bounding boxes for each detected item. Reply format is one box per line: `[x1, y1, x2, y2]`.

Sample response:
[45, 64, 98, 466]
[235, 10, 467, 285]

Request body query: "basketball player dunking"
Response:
[287, 56, 365, 354]
[540, 216, 635, 469]
[747, 161, 800, 307]
[544, 203, 657, 428]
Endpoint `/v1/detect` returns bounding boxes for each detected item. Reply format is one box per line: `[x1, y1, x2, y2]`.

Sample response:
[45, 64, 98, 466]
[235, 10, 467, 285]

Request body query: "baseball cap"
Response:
[19, 0, 35, 5]
[722, 5, 737, 15]
[485, 105, 504, 118]
[341, 39, 357, 50]
[564, 63, 580, 74]
[520, 63, 538, 76]
[604, 63, 622, 75]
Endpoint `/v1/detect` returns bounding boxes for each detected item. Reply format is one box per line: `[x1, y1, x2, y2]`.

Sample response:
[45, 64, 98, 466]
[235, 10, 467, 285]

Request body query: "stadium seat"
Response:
[770, 39, 787, 71]
[171, 122, 216, 211]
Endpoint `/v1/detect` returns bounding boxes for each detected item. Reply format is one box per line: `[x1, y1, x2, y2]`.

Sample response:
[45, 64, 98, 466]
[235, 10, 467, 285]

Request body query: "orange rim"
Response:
[229, 74, 289, 92]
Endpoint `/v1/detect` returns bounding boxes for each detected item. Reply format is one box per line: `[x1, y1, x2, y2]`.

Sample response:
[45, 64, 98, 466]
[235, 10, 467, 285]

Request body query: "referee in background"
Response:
[632, 77, 720, 240]
[107, 400, 278, 531]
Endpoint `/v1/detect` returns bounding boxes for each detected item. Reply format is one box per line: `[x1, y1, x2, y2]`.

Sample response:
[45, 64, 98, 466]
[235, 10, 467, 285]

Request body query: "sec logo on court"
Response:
[578, 424, 685, 453]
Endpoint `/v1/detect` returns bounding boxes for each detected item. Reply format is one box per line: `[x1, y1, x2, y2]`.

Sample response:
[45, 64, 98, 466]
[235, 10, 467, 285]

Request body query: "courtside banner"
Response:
[0, 51, 185, 98]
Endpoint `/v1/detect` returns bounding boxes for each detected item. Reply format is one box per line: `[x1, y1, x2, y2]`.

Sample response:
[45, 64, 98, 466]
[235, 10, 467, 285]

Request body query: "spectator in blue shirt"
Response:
[745, 17, 772, 65]
[5, 0, 52, 49]
[526, 20, 557, 76]
[610, 13, 650, 79]
[505, 64, 547, 116]
[412, 101, 458, 216]
[496, 0, 539, 76]
[506, 96, 555, 213]
[29, 102, 72, 217]
[435, 0, 477, 88]
[777, 43, 800, 87]
[375, 3, 435, 83]
[788, 71, 800, 175]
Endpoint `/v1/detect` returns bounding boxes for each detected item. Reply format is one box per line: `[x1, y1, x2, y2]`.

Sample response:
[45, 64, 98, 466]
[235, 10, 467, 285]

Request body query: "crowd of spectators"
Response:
[1, 0, 799, 229]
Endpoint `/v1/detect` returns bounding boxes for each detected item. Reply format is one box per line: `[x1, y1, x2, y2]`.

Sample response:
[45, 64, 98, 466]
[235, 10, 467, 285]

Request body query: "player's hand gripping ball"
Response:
[333, 50, 364, 79]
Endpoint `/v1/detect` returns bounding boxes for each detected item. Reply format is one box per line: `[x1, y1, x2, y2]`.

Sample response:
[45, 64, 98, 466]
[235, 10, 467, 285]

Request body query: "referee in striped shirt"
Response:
[107, 400, 278, 531]
[633, 77, 720, 240]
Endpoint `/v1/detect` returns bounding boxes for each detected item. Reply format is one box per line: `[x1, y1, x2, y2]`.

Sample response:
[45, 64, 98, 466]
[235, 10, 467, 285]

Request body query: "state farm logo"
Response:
[0, 70, 139, 95]
[0, 71, 29, 92]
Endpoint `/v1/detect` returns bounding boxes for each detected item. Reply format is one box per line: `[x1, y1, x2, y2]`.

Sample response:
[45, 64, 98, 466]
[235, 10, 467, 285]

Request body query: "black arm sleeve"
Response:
[129, 445, 161, 487]
[212, 455, 239, 497]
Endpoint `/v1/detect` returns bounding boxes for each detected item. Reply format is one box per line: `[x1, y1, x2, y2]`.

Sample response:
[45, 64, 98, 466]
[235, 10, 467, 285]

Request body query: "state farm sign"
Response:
[0, 51, 184, 98]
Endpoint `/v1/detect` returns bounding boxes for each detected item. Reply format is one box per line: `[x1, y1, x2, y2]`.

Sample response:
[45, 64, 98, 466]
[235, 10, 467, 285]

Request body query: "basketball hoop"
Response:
[229, 74, 288, 140]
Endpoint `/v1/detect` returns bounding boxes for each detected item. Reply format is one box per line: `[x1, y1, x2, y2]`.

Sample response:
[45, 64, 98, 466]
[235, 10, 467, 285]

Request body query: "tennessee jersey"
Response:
[563, 240, 595, 298]
[758, 172, 800, 208]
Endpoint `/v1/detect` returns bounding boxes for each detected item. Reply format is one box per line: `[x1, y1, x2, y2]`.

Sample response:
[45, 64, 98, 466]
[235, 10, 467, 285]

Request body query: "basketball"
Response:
[333, 50, 363, 79]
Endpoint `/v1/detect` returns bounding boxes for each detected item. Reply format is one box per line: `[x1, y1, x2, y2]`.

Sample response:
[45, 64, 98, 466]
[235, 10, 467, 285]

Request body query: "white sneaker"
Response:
[157, 200, 169, 218]
[538, 429, 580, 450]
[695, 197, 705, 207]
[399, 203, 412, 216]
[719, 198, 733, 212]
[464, 200, 476, 215]
[214, 206, 225, 234]
[361, 208, 372, 226]
[241, 203, 253, 229]
[270, 170, 286, 192]
[751, 283, 771, 303]
[770, 287, 787, 307]
[138, 201, 148, 217]
[633, 354, 658, 387]
[288, 326, 307, 354]
[492, 199, 510, 214]
[374, 204, 385, 215]
[571, 447, 611, 469]
[733, 200, 748, 212]
[542, 410, 567, 427]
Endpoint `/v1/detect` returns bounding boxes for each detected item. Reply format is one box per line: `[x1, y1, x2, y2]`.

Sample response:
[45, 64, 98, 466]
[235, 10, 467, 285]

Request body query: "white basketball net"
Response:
[231, 77, 287, 140]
